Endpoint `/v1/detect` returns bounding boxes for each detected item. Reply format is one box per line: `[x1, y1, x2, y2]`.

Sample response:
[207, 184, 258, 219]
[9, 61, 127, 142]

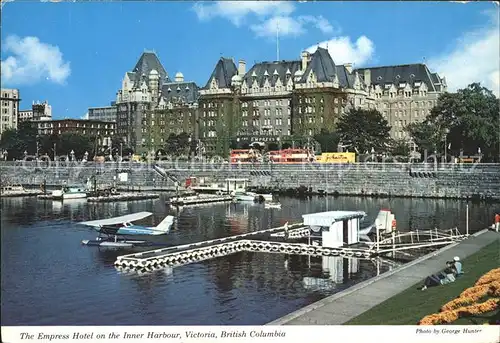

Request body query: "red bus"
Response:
[230, 149, 260, 164]
[268, 148, 315, 163]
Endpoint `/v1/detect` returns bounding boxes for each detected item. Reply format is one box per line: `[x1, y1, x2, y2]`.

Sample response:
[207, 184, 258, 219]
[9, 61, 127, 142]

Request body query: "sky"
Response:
[1, 1, 499, 119]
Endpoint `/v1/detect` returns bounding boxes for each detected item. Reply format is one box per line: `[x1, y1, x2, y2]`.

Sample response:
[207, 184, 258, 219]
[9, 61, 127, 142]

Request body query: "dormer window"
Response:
[185, 86, 190, 91]
[176, 86, 181, 91]
[396, 75, 401, 79]
[377, 76, 382, 81]
[410, 74, 415, 78]
[167, 87, 171, 92]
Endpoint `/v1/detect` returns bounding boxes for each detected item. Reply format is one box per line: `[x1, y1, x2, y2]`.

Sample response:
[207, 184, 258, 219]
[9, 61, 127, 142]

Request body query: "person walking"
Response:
[495, 213, 500, 232]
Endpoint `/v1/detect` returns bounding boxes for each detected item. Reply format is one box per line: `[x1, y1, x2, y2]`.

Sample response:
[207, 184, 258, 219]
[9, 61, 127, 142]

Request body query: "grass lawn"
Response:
[346, 239, 500, 325]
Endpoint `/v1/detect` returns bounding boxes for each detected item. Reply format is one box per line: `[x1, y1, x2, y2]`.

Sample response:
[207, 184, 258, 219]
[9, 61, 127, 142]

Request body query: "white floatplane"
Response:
[78, 212, 175, 247]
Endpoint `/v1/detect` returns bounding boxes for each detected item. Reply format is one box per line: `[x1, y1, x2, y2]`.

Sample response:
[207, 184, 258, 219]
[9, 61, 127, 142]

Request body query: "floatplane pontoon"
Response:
[78, 212, 174, 248]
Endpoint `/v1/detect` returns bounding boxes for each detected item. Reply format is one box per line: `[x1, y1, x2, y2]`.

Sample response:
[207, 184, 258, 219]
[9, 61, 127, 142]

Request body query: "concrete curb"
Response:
[266, 229, 490, 325]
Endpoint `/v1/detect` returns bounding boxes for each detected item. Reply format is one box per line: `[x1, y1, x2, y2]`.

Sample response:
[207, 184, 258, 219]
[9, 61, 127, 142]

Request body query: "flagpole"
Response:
[276, 19, 280, 61]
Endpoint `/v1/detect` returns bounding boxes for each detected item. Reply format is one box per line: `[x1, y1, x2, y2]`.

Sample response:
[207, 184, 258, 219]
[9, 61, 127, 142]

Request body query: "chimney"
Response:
[238, 60, 246, 76]
[364, 69, 371, 86]
[301, 51, 310, 71]
[344, 63, 353, 73]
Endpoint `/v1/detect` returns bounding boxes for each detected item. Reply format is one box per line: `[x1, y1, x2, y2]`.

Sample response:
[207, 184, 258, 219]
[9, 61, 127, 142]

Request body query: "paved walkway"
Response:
[267, 229, 500, 325]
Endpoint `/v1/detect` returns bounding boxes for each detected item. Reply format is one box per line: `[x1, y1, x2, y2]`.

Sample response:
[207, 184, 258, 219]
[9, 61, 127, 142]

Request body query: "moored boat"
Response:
[264, 202, 282, 209]
[52, 185, 87, 200]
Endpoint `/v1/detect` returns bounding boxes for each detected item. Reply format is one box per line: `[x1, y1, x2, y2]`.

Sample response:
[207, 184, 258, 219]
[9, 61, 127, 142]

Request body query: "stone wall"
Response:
[1, 161, 499, 201]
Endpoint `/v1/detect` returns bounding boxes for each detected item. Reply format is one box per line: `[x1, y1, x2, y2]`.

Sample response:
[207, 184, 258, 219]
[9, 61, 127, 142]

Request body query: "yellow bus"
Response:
[316, 152, 356, 163]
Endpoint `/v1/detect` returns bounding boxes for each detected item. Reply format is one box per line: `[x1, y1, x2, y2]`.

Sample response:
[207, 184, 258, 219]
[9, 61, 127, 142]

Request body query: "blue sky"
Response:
[1, 1, 499, 119]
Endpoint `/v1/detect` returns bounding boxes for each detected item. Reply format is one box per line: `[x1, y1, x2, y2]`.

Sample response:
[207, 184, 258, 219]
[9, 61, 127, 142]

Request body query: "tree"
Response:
[313, 129, 340, 153]
[391, 139, 411, 157]
[0, 123, 38, 159]
[408, 83, 500, 161]
[405, 121, 441, 153]
[336, 108, 392, 153]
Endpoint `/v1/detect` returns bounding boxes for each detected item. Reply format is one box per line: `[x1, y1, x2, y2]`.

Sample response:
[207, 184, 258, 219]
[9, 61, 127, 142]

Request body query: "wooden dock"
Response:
[87, 193, 159, 202]
[38, 192, 160, 202]
[168, 194, 233, 206]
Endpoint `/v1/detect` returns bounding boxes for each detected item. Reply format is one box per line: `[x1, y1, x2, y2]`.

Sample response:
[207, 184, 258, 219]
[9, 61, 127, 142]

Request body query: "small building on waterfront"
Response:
[302, 211, 366, 248]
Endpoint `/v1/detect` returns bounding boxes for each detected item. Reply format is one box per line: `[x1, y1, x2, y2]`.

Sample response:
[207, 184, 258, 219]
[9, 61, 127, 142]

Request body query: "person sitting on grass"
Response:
[421, 265, 456, 290]
[452, 256, 463, 276]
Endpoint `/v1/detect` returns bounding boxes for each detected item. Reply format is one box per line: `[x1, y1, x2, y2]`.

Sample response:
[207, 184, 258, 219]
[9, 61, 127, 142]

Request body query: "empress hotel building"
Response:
[114, 49, 446, 154]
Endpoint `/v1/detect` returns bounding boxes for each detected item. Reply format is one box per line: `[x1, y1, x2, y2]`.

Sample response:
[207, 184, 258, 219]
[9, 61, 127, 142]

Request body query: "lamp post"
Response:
[478, 147, 482, 162]
[371, 147, 375, 162]
[24, 150, 27, 159]
[70, 150, 75, 162]
[83, 151, 89, 162]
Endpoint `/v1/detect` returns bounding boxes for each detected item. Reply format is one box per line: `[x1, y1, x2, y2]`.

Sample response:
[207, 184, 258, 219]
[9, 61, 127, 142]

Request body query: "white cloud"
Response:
[1, 35, 71, 86]
[306, 36, 376, 67]
[427, 10, 499, 96]
[251, 15, 336, 38]
[193, 1, 295, 26]
[193, 1, 335, 38]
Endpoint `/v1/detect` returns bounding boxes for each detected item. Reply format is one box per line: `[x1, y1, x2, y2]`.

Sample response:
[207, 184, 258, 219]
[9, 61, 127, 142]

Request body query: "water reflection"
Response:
[1, 195, 498, 326]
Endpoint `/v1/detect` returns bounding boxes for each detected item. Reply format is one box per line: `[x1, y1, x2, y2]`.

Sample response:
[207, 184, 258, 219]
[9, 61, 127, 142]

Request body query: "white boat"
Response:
[0, 184, 42, 197]
[264, 202, 282, 209]
[231, 190, 273, 202]
[52, 185, 87, 200]
[231, 190, 258, 202]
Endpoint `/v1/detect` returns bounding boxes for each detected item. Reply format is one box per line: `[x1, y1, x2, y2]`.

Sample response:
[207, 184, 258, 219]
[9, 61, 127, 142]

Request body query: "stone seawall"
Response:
[1, 161, 499, 201]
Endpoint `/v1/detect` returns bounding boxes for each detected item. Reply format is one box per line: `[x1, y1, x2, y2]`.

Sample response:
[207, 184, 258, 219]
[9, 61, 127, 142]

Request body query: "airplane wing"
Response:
[78, 212, 153, 227]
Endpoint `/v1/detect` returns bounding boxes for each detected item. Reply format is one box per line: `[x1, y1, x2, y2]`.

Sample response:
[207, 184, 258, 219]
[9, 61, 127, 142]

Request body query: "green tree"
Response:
[0, 122, 38, 159]
[59, 133, 95, 158]
[313, 129, 340, 153]
[336, 108, 392, 153]
[408, 83, 500, 161]
[391, 139, 411, 157]
[405, 121, 441, 153]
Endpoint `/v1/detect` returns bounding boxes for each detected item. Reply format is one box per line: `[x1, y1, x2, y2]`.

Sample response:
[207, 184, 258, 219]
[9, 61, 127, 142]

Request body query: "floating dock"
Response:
[37, 192, 159, 202]
[1, 190, 43, 197]
[168, 194, 233, 206]
[87, 193, 159, 202]
[114, 223, 372, 271]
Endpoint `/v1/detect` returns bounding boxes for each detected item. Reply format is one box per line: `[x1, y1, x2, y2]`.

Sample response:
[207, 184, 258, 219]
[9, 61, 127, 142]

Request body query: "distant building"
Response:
[88, 104, 117, 122]
[355, 64, 447, 140]
[32, 119, 116, 147]
[110, 49, 446, 156]
[199, 49, 368, 154]
[20, 101, 52, 122]
[19, 109, 33, 122]
[0, 88, 20, 137]
[115, 51, 199, 153]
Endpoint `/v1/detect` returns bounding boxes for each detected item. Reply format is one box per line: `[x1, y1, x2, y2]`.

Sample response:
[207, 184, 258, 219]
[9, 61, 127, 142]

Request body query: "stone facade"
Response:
[356, 65, 446, 140]
[2, 162, 499, 201]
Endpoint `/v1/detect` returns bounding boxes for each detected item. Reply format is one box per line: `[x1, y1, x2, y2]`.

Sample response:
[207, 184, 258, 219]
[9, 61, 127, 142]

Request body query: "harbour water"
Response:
[1, 195, 497, 325]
